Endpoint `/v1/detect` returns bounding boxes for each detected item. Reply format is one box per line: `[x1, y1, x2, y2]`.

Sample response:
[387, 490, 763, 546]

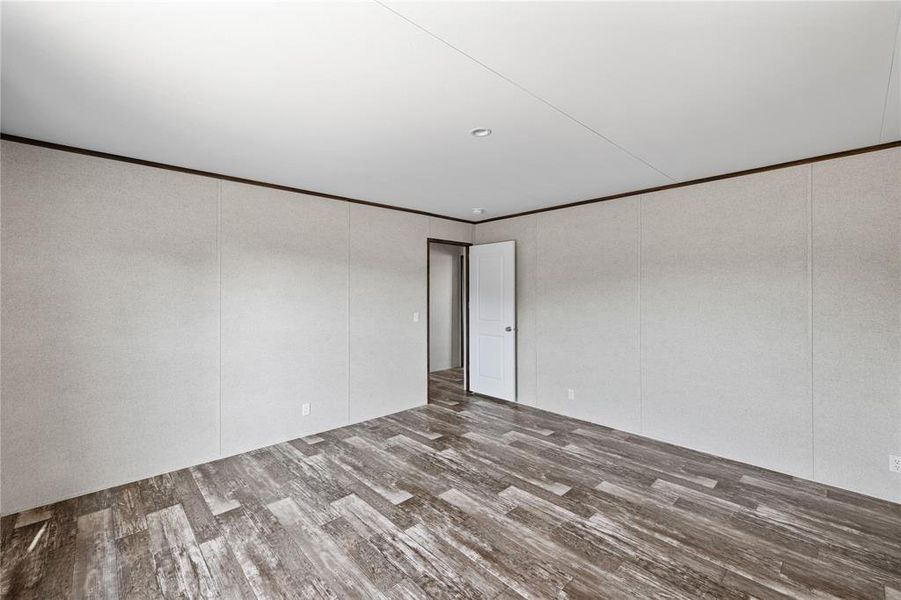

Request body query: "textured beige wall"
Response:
[537, 199, 641, 432]
[474, 148, 901, 502]
[641, 167, 812, 478]
[812, 150, 901, 502]
[428, 217, 473, 244]
[220, 182, 349, 456]
[2, 140, 898, 510]
[0, 141, 461, 513]
[1, 143, 221, 514]
[348, 205, 428, 424]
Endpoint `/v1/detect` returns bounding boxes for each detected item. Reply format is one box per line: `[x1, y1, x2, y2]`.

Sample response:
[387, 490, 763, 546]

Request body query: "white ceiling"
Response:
[2, 1, 899, 222]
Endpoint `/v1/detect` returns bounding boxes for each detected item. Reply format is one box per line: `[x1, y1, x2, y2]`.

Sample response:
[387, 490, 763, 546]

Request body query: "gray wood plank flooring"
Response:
[2, 368, 900, 599]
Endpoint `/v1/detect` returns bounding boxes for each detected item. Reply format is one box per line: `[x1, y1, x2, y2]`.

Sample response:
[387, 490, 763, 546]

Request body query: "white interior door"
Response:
[469, 241, 516, 401]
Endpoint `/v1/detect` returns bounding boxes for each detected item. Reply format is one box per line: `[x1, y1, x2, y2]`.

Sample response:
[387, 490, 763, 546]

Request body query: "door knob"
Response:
[505, 326, 513, 332]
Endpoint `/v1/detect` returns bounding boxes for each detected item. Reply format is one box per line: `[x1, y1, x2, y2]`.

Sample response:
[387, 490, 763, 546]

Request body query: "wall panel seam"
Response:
[217, 180, 223, 458]
[638, 195, 644, 434]
[807, 164, 815, 480]
[535, 215, 541, 408]
[346, 206, 351, 426]
[534, 217, 538, 406]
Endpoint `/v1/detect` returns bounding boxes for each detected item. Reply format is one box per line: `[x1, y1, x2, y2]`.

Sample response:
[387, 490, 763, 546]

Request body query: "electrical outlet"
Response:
[567, 389, 575, 401]
[413, 311, 420, 323]
[302, 403, 311, 417]
[890, 455, 901, 474]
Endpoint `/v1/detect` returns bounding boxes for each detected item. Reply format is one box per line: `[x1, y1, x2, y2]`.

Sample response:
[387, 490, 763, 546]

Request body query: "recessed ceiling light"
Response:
[472, 208, 485, 215]
[470, 128, 492, 137]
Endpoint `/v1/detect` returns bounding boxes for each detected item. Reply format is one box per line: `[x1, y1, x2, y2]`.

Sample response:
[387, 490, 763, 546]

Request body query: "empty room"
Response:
[1, 1, 900, 598]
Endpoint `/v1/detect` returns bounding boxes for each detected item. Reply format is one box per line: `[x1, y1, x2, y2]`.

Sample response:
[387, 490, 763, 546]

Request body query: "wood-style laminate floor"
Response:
[2, 369, 900, 599]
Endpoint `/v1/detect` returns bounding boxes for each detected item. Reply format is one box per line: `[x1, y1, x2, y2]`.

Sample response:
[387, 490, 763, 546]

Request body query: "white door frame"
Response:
[427, 238, 471, 395]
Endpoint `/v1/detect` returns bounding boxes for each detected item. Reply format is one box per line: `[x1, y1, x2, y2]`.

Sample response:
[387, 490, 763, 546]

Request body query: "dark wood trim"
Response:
[425, 238, 472, 247]
[459, 254, 465, 368]
[426, 239, 473, 396]
[426, 243, 431, 380]
[475, 139, 901, 223]
[0, 133, 473, 224]
[464, 244, 470, 394]
[6, 132, 897, 227]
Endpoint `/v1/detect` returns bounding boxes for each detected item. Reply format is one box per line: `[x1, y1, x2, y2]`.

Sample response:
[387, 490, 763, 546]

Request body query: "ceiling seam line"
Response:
[373, 0, 676, 183]
[879, 11, 901, 141]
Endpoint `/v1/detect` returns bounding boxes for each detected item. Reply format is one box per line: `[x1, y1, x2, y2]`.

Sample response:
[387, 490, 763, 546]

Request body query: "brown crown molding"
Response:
[475, 139, 901, 224]
[4, 133, 899, 226]
[0, 133, 474, 224]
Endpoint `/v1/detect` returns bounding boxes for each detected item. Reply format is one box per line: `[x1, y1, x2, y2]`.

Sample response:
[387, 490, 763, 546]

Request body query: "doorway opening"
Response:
[427, 239, 470, 403]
